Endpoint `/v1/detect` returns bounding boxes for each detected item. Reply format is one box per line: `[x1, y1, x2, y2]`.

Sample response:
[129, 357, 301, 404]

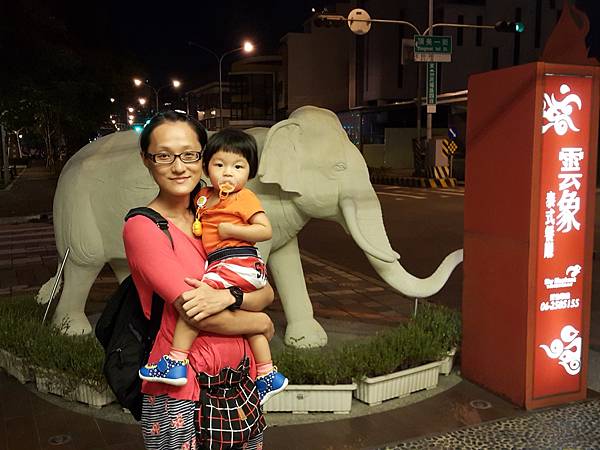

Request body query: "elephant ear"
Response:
[257, 118, 302, 194]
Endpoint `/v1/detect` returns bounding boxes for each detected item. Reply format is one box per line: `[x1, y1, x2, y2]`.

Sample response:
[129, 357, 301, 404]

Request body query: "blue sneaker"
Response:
[139, 355, 188, 386]
[256, 368, 288, 406]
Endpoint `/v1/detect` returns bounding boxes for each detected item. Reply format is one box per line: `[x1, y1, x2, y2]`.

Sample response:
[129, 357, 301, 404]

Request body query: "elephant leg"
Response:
[108, 259, 130, 284]
[268, 236, 327, 348]
[52, 260, 103, 335]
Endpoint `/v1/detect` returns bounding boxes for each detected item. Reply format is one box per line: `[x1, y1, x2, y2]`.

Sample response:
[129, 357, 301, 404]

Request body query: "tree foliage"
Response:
[0, 1, 142, 166]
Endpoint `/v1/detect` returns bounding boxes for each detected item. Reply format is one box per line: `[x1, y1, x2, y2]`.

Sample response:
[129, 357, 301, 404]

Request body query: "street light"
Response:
[132, 78, 182, 112]
[12, 128, 25, 158]
[188, 40, 256, 128]
[138, 97, 147, 106]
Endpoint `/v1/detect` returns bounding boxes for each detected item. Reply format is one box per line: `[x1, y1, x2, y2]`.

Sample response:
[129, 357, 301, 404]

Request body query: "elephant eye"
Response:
[334, 162, 347, 171]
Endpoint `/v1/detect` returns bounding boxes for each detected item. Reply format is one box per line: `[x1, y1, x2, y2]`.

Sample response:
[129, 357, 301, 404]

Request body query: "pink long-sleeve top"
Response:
[123, 214, 256, 401]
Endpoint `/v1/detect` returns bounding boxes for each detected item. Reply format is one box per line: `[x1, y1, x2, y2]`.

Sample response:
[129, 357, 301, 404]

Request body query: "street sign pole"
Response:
[426, 62, 437, 114]
[426, 0, 434, 141]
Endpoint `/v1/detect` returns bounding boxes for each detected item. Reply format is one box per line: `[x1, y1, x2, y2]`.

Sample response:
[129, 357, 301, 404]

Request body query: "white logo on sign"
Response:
[539, 325, 581, 375]
[544, 264, 582, 289]
[542, 84, 582, 136]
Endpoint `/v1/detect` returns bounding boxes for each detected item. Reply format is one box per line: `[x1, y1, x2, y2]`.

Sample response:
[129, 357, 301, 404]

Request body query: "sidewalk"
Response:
[0, 163, 598, 449]
[0, 160, 57, 220]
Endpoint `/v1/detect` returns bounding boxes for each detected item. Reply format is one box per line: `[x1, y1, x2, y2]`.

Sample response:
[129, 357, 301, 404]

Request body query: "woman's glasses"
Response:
[145, 151, 201, 164]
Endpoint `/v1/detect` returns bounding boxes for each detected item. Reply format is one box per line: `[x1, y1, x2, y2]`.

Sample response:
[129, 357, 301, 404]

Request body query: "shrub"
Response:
[0, 295, 107, 390]
[413, 301, 461, 351]
[0, 295, 461, 389]
[275, 302, 461, 382]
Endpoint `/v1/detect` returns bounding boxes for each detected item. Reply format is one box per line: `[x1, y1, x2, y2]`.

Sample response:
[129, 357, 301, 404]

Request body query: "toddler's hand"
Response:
[218, 222, 234, 239]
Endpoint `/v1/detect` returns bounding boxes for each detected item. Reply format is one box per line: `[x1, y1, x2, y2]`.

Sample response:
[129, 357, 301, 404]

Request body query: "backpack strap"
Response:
[125, 207, 173, 248]
[125, 207, 173, 327]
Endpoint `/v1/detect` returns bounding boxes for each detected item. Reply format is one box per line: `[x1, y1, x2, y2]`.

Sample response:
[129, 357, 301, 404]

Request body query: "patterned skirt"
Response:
[141, 394, 264, 450]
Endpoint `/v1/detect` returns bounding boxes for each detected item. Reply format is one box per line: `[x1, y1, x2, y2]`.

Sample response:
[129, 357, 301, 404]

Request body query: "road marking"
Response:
[377, 192, 426, 200]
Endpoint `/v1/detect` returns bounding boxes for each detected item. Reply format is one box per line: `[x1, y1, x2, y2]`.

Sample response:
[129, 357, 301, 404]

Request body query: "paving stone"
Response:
[12, 256, 42, 266]
[383, 399, 600, 449]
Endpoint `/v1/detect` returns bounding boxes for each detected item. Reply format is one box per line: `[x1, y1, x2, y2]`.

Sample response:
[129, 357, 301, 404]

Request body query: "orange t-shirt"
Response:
[194, 187, 265, 254]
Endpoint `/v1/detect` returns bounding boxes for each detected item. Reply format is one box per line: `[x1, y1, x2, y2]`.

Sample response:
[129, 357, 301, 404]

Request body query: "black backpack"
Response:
[95, 207, 171, 421]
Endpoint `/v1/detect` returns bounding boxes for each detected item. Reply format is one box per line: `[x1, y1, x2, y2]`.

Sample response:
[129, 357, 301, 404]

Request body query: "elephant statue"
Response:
[38, 106, 463, 348]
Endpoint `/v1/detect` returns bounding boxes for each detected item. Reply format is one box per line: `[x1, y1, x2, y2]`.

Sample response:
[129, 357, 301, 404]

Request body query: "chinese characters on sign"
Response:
[533, 76, 592, 399]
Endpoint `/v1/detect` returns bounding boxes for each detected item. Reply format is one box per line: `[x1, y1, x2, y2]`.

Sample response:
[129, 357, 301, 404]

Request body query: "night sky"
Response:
[58, 0, 327, 86]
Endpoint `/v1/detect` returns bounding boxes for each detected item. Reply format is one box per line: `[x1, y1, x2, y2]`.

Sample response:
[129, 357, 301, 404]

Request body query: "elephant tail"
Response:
[36, 269, 62, 305]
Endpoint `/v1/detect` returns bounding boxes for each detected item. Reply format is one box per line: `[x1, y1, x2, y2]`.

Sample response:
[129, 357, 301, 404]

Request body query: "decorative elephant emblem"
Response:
[37, 106, 463, 348]
[539, 324, 581, 376]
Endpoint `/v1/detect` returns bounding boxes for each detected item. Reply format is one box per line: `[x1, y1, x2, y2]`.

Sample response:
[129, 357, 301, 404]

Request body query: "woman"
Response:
[123, 111, 274, 449]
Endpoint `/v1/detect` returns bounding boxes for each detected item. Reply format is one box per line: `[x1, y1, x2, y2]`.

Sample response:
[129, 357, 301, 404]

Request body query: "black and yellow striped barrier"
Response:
[426, 165, 450, 179]
[369, 173, 457, 188]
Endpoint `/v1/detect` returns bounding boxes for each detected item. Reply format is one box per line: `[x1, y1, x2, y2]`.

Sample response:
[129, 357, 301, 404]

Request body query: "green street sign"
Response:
[427, 62, 437, 106]
[414, 35, 452, 54]
[414, 35, 452, 62]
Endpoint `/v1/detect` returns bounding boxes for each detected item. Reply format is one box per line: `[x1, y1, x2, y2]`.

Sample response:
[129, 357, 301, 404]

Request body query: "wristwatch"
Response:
[228, 286, 244, 310]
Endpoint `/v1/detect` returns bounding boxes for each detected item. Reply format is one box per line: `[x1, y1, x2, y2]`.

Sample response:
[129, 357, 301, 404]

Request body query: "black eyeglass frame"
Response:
[144, 151, 202, 164]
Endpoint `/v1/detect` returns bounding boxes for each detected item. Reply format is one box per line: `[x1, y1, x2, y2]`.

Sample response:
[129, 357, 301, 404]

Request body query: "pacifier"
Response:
[218, 181, 235, 200]
[192, 195, 208, 237]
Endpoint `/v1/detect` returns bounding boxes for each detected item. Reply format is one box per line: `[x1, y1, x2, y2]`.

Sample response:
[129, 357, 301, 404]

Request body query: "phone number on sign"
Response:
[539, 298, 580, 312]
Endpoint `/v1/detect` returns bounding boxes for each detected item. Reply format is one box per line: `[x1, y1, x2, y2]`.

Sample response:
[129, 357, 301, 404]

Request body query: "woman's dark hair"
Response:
[139, 110, 208, 211]
[201, 128, 259, 179]
[139, 110, 208, 154]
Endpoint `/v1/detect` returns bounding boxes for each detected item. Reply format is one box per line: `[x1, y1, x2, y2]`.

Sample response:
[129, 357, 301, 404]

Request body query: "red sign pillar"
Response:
[462, 62, 599, 409]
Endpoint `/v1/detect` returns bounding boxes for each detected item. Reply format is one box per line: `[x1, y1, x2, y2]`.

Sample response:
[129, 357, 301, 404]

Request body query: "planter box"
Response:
[35, 370, 72, 397]
[263, 384, 356, 414]
[439, 348, 457, 376]
[354, 361, 442, 406]
[0, 349, 33, 384]
[35, 369, 115, 408]
[72, 384, 115, 408]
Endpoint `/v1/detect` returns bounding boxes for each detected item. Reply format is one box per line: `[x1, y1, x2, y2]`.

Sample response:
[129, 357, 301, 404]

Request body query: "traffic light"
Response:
[313, 14, 345, 28]
[494, 20, 525, 33]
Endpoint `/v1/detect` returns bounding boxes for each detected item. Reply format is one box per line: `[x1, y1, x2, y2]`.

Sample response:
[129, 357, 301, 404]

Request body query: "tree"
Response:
[0, 1, 145, 168]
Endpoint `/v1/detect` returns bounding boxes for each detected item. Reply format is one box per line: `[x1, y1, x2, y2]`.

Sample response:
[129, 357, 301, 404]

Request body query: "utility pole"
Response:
[426, 0, 434, 141]
[1, 125, 8, 185]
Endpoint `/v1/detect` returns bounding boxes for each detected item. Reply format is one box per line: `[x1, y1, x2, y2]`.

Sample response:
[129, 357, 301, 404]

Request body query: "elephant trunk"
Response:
[340, 196, 463, 298]
[339, 197, 399, 263]
[366, 250, 463, 298]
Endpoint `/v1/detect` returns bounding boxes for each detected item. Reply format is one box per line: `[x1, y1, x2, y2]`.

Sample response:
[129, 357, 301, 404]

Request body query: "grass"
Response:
[0, 294, 107, 390]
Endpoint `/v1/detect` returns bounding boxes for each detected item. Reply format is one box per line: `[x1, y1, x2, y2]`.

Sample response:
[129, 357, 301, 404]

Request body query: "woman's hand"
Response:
[177, 278, 234, 322]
